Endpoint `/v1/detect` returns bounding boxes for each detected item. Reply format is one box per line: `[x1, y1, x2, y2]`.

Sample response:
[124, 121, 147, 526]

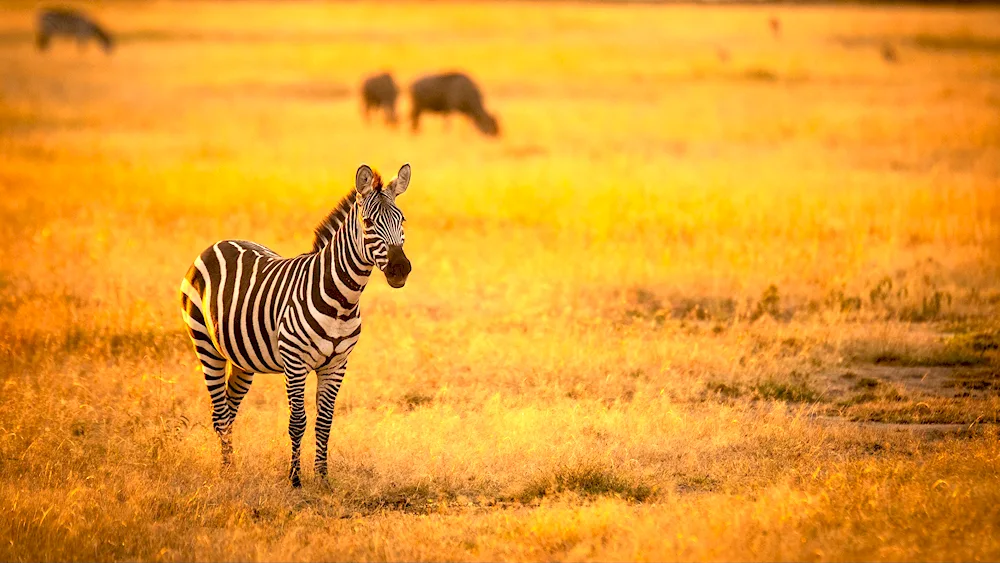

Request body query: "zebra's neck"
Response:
[319, 203, 373, 308]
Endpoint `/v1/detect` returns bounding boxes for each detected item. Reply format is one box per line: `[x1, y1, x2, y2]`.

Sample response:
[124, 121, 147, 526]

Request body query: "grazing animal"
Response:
[361, 72, 399, 126]
[769, 17, 781, 38]
[179, 163, 413, 487]
[36, 7, 114, 54]
[409, 72, 499, 137]
[881, 43, 898, 63]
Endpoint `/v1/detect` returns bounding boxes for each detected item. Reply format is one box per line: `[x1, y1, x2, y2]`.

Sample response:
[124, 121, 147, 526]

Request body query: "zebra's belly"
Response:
[212, 311, 284, 374]
[276, 314, 363, 371]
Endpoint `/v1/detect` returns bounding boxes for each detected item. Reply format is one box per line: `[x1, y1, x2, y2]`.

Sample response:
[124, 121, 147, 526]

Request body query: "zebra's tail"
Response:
[90, 23, 114, 53]
[179, 270, 214, 350]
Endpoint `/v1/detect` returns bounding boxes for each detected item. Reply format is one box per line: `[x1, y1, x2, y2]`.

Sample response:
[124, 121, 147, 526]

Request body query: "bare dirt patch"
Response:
[823, 365, 999, 424]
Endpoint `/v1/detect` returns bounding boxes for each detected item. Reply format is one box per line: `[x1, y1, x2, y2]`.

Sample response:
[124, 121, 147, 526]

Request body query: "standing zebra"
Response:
[179, 163, 412, 487]
[36, 8, 115, 54]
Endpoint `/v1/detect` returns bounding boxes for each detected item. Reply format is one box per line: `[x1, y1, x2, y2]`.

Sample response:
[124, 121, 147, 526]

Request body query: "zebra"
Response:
[36, 7, 114, 54]
[179, 163, 412, 487]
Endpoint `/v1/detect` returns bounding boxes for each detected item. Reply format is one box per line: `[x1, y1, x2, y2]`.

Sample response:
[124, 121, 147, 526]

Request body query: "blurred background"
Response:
[3, 0, 997, 319]
[1, 1, 1000, 561]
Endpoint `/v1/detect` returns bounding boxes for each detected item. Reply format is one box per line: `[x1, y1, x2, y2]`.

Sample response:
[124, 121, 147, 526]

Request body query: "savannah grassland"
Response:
[1, 1, 1000, 561]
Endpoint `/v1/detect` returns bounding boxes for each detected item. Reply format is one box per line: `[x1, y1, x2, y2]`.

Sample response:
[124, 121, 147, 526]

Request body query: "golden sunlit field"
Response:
[2, 1, 1000, 560]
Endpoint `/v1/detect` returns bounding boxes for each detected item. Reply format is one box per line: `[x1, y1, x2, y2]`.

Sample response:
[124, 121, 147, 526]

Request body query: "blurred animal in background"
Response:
[409, 72, 500, 137]
[36, 7, 114, 54]
[361, 72, 400, 126]
[881, 43, 898, 63]
[769, 17, 781, 38]
[716, 47, 730, 63]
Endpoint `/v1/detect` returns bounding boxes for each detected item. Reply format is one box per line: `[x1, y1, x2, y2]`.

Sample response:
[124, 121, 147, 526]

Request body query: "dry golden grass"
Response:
[1, 1, 1000, 561]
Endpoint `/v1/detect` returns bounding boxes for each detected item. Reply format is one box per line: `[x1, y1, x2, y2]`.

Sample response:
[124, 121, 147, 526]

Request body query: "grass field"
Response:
[1, 1, 1000, 560]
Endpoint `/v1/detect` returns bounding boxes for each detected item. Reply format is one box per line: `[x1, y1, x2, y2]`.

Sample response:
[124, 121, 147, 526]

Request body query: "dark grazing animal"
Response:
[36, 7, 114, 54]
[180, 163, 413, 487]
[361, 72, 399, 126]
[409, 72, 499, 137]
[769, 17, 781, 38]
[881, 43, 898, 63]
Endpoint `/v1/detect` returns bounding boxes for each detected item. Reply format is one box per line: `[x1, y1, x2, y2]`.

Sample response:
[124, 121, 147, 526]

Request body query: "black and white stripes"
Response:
[179, 163, 412, 486]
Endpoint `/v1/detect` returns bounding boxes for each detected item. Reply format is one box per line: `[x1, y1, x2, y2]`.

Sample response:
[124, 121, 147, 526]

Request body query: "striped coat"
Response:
[180, 164, 411, 486]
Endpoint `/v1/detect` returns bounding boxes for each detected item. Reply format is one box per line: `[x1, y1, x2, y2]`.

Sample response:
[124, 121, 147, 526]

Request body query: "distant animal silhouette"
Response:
[717, 47, 730, 63]
[361, 72, 399, 126]
[769, 17, 781, 38]
[409, 72, 499, 137]
[881, 43, 898, 63]
[36, 7, 114, 54]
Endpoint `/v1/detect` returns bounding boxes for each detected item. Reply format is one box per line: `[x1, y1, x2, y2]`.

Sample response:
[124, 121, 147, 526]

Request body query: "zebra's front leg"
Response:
[283, 361, 309, 487]
[314, 362, 347, 480]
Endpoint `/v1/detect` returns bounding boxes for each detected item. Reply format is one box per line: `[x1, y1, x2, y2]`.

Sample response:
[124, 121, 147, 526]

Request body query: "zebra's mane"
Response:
[310, 171, 383, 253]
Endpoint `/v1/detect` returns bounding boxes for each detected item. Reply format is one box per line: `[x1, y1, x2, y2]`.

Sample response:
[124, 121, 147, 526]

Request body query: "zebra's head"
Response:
[355, 163, 411, 288]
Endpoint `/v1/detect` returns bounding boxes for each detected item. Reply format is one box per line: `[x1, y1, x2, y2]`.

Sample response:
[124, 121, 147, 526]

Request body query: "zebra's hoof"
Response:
[290, 475, 302, 488]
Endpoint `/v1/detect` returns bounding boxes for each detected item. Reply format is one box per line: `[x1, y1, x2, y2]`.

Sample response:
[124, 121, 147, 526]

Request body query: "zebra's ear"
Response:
[388, 163, 411, 198]
[355, 164, 376, 196]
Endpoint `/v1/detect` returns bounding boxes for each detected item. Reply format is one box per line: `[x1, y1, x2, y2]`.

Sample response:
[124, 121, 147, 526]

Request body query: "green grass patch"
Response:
[752, 378, 821, 403]
[517, 465, 653, 503]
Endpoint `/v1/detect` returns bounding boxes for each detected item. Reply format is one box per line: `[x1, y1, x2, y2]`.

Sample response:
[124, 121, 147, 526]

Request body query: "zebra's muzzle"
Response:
[384, 245, 411, 288]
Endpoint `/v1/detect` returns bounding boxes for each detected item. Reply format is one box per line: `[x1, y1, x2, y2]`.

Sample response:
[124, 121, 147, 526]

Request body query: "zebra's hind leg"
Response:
[314, 362, 347, 480]
[196, 352, 234, 467]
[223, 363, 254, 464]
